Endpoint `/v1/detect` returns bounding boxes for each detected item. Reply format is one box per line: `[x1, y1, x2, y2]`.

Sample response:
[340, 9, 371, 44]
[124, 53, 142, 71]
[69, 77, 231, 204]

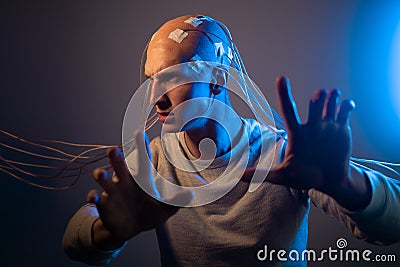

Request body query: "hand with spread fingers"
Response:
[86, 131, 193, 251]
[246, 76, 371, 211]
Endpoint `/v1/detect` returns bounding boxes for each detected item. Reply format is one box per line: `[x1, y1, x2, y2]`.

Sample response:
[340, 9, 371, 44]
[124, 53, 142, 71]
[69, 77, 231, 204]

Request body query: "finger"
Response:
[307, 89, 327, 126]
[266, 168, 294, 187]
[93, 168, 114, 193]
[323, 89, 341, 121]
[135, 130, 152, 178]
[276, 76, 301, 132]
[87, 189, 106, 206]
[135, 130, 159, 198]
[266, 167, 310, 189]
[107, 147, 131, 184]
[337, 99, 356, 125]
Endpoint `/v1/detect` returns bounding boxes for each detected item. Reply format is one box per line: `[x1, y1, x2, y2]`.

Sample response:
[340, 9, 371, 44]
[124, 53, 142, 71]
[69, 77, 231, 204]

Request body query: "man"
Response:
[62, 15, 400, 266]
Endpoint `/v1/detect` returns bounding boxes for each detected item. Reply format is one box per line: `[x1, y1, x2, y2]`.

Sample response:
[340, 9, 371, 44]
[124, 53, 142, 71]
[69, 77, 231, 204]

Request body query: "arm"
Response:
[263, 76, 399, 244]
[309, 163, 400, 245]
[62, 204, 126, 265]
[62, 131, 193, 264]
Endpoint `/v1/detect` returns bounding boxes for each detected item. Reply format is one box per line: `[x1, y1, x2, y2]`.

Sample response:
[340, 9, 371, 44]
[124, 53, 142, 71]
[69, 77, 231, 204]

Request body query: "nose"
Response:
[149, 78, 170, 108]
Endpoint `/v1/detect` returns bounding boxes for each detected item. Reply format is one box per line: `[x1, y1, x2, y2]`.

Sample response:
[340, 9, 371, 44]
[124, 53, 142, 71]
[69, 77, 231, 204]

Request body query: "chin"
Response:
[160, 118, 202, 134]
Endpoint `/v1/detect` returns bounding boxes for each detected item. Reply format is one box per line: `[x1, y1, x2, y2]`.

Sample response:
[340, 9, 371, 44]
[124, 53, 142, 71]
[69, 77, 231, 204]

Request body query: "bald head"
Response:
[145, 15, 232, 78]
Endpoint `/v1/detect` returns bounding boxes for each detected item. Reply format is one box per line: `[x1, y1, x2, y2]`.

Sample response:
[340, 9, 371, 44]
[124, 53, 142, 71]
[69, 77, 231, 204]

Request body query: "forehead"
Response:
[144, 41, 192, 78]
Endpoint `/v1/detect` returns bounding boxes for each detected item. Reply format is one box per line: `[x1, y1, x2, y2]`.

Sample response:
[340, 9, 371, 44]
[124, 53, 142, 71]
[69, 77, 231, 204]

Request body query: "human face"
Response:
[145, 44, 214, 132]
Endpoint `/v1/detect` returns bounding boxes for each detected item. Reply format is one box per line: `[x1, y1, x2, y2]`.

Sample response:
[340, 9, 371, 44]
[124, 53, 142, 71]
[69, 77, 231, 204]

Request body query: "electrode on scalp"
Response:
[168, 29, 189, 43]
[184, 17, 203, 28]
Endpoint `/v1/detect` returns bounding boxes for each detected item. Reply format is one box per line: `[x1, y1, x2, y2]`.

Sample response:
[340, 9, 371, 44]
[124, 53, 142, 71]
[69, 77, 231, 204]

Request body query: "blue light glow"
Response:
[390, 20, 400, 120]
[349, 2, 400, 157]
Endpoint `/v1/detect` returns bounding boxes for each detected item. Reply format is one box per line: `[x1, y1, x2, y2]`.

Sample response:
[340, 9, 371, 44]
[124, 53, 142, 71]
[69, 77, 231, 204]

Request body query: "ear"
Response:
[210, 67, 228, 95]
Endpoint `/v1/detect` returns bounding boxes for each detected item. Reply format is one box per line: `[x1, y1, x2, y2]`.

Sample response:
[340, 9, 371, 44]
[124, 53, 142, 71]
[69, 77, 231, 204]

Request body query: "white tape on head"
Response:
[214, 42, 225, 57]
[191, 54, 202, 61]
[184, 17, 203, 28]
[168, 29, 189, 43]
[189, 55, 203, 74]
[227, 47, 233, 60]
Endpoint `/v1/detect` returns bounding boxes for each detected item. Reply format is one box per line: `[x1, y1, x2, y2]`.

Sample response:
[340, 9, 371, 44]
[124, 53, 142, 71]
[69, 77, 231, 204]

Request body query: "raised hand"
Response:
[244, 76, 371, 210]
[87, 131, 193, 250]
[268, 76, 355, 192]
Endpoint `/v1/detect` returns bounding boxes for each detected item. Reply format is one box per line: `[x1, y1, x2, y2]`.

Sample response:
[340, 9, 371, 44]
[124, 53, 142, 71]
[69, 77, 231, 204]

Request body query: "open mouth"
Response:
[157, 112, 171, 122]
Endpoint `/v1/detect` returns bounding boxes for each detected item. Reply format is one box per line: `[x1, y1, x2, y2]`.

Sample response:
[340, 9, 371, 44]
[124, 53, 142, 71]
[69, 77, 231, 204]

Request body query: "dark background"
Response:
[1, 0, 400, 266]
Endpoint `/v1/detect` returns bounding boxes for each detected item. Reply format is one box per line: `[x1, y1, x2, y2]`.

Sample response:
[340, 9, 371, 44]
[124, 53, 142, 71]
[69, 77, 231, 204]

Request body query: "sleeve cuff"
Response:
[78, 204, 127, 264]
[342, 170, 386, 221]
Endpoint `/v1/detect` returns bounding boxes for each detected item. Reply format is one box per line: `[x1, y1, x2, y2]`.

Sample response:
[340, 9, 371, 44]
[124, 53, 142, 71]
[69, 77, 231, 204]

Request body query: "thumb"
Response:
[266, 167, 292, 186]
[241, 166, 292, 187]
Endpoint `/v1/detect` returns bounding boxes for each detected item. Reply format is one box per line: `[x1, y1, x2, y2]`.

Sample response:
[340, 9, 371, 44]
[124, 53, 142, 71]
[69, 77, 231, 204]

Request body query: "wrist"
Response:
[92, 219, 127, 251]
[320, 171, 372, 211]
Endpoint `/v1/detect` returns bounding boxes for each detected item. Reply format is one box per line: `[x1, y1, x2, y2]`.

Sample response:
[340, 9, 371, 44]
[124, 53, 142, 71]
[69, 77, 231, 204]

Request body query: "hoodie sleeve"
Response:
[62, 203, 127, 265]
[309, 163, 400, 245]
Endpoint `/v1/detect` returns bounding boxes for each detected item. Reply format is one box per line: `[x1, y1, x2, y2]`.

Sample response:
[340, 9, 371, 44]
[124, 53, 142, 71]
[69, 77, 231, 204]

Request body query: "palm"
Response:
[269, 77, 355, 191]
[88, 131, 192, 243]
